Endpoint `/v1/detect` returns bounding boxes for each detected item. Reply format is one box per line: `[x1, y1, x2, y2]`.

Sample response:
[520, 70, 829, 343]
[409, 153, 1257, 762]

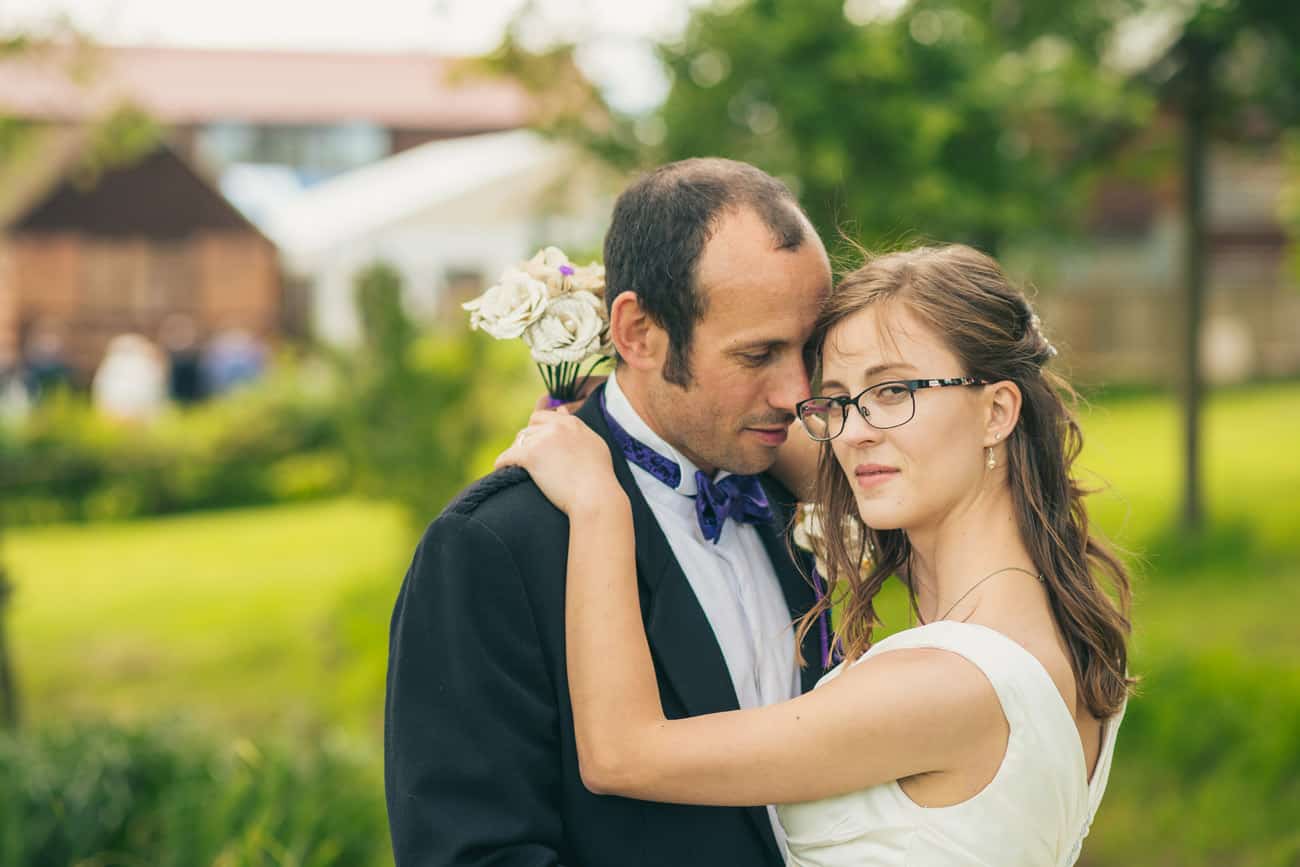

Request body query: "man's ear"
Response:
[609, 292, 667, 372]
[984, 379, 1022, 446]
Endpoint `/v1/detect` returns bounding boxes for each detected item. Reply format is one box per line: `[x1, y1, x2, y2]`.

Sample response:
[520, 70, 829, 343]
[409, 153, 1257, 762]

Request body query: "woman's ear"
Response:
[609, 292, 667, 372]
[984, 380, 1022, 446]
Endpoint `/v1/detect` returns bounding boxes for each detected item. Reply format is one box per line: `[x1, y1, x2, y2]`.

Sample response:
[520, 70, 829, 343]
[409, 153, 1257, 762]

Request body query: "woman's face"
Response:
[819, 303, 991, 533]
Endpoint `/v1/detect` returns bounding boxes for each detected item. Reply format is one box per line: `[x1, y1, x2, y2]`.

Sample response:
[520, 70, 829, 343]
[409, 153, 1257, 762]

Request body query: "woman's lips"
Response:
[854, 464, 899, 489]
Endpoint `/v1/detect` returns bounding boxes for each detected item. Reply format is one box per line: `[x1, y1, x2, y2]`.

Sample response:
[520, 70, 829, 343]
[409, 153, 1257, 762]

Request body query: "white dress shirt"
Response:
[605, 371, 801, 855]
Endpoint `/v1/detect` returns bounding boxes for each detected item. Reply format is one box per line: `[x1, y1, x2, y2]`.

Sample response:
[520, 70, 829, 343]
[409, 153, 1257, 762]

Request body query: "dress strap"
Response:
[860, 621, 1085, 772]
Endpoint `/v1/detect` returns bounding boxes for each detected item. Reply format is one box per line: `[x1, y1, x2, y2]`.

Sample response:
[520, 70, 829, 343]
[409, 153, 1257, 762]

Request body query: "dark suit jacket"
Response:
[384, 386, 823, 867]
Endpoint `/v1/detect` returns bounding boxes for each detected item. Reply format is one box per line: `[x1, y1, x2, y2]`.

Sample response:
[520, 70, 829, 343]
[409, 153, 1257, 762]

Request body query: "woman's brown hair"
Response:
[796, 244, 1134, 718]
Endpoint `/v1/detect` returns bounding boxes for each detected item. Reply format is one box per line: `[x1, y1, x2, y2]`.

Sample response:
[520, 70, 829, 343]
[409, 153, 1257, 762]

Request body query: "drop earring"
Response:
[986, 446, 996, 470]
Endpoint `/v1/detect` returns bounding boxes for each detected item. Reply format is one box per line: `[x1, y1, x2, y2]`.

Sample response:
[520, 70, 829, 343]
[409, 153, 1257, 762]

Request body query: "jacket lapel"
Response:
[575, 389, 793, 866]
[754, 476, 827, 695]
[577, 390, 740, 717]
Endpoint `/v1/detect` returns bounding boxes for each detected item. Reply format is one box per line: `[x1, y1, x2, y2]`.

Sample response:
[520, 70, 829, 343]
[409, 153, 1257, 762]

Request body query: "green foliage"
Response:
[336, 262, 541, 527]
[1281, 130, 1300, 281]
[6, 385, 1300, 866]
[649, 0, 1156, 251]
[0, 720, 388, 867]
[76, 102, 164, 183]
[1084, 654, 1300, 866]
[0, 363, 350, 526]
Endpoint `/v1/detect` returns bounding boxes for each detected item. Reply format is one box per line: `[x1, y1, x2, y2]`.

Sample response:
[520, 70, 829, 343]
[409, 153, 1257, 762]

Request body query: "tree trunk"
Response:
[1180, 38, 1212, 533]
[0, 562, 18, 729]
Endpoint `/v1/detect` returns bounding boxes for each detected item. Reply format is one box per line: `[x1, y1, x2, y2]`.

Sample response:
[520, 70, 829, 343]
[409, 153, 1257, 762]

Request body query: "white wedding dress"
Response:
[777, 621, 1125, 867]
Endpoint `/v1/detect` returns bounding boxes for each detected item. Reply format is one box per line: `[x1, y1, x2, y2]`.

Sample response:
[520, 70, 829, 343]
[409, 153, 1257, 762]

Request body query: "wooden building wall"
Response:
[3, 231, 280, 385]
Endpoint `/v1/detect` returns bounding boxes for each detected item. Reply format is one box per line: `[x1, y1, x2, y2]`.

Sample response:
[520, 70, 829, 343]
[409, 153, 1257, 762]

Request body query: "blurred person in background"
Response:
[92, 334, 167, 423]
[202, 327, 266, 396]
[0, 344, 30, 421]
[160, 314, 205, 405]
[21, 320, 71, 403]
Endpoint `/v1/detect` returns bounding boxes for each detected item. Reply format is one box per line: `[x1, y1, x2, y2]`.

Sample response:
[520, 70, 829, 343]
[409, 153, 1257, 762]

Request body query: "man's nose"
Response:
[770, 355, 812, 413]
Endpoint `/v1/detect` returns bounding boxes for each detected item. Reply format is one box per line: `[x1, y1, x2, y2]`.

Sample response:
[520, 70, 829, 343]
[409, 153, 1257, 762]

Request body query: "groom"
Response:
[385, 158, 832, 867]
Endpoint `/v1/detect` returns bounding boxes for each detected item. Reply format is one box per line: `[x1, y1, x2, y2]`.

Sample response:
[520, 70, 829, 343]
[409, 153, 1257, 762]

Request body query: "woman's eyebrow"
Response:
[861, 362, 916, 379]
[820, 362, 917, 392]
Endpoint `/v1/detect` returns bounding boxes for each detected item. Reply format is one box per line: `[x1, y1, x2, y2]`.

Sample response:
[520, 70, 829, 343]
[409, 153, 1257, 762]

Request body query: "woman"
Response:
[498, 244, 1134, 866]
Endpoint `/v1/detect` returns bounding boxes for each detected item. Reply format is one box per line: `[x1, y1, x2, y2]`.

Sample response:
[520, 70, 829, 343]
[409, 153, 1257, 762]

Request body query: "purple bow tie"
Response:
[692, 471, 773, 544]
[602, 395, 773, 543]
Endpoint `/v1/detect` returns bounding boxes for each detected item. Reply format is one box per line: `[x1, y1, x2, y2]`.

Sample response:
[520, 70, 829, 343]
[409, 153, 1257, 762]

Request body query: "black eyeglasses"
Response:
[795, 377, 989, 441]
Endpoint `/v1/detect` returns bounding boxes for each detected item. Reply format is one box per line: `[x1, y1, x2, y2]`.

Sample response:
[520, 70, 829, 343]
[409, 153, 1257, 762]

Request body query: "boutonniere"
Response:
[791, 503, 874, 669]
[791, 502, 873, 575]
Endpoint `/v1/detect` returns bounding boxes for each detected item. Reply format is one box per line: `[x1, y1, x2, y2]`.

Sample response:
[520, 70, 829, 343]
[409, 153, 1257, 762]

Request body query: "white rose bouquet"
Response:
[463, 246, 612, 403]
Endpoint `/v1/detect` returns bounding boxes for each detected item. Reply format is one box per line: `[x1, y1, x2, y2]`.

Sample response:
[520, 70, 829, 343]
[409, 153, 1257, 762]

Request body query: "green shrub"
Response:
[0, 361, 351, 526]
[1085, 652, 1300, 866]
[336, 263, 541, 529]
[0, 720, 389, 867]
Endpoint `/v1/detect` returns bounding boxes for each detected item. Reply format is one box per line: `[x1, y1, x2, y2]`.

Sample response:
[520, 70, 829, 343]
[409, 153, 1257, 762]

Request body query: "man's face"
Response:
[644, 205, 831, 475]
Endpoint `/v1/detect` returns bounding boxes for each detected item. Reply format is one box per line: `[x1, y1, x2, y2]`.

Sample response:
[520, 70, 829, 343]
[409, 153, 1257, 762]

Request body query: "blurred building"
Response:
[0, 130, 280, 385]
[263, 129, 616, 345]
[1014, 136, 1300, 386]
[0, 43, 544, 366]
[0, 43, 529, 175]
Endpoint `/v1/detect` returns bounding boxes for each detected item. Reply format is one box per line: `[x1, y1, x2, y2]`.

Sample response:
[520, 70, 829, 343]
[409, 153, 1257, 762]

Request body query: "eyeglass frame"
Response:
[795, 376, 990, 441]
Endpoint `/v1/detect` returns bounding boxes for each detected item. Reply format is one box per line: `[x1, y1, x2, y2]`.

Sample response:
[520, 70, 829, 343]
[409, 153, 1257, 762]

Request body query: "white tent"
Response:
[262, 129, 613, 344]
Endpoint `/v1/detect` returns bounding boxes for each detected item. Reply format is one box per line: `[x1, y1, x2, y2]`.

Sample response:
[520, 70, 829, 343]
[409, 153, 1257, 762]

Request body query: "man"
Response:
[385, 158, 832, 866]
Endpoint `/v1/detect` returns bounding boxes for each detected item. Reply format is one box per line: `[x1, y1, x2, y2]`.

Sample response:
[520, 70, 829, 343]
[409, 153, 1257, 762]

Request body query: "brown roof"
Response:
[0, 43, 532, 130]
[13, 142, 266, 239]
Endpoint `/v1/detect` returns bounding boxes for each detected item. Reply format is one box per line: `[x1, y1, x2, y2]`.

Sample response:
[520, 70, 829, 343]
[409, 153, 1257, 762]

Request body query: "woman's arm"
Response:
[565, 500, 1005, 805]
[499, 411, 1006, 807]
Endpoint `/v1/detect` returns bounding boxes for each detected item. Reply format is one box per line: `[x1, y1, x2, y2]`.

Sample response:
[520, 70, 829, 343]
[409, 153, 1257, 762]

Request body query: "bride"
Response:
[499, 244, 1134, 866]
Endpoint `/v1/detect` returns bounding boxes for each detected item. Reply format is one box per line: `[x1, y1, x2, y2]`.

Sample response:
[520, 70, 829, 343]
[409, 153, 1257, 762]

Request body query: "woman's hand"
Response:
[496, 408, 622, 516]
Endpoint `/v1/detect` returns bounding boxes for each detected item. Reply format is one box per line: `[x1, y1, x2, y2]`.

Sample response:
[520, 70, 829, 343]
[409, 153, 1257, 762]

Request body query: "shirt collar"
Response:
[606, 370, 733, 498]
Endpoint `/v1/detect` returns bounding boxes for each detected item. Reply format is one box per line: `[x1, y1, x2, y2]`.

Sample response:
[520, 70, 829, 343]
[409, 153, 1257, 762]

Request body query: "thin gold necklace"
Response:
[919, 566, 1045, 625]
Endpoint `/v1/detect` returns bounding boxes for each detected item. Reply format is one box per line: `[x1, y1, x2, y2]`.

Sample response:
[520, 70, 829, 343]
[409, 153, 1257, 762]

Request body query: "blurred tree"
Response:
[0, 29, 162, 729]
[340, 263, 507, 527]
[484, 0, 1154, 255]
[483, 0, 1300, 536]
[1129, 0, 1300, 532]
[647, 0, 1155, 255]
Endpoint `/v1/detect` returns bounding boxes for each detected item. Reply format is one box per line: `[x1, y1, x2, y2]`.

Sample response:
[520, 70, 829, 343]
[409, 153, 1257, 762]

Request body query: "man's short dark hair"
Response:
[603, 158, 810, 386]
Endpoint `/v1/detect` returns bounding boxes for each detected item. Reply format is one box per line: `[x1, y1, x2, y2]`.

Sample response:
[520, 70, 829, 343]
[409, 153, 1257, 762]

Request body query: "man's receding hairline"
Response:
[691, 201, 816, 306]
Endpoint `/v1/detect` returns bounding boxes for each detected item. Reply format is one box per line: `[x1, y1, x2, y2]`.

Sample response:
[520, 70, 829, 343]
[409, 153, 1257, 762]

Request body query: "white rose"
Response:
[462, 268, 549, 340]
[792, 502, 825, 553]
[793, 502, 873, 577]
[568, 262, 606, 296]
[523, 246, 573, 298]
[523, 290, 607, 364]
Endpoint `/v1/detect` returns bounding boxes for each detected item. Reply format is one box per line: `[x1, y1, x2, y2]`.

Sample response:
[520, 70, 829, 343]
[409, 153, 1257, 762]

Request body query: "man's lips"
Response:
[746, 426, 789, 446]
[854, 464, 899, 488]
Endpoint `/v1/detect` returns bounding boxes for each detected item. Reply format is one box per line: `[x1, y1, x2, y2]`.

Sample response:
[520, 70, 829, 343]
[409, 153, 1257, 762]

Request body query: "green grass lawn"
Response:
[4, 381, 1299, 866]
[7, 381, 1299, 731]
[6, 497, 412, 740]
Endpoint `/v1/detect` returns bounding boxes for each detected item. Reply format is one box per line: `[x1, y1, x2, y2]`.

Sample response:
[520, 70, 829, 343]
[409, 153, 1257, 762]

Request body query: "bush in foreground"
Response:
[0, 720, 389, 867]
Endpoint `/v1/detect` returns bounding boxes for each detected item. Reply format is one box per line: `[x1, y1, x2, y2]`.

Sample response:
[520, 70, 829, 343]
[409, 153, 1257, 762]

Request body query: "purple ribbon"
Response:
[810, 566, 839, 670]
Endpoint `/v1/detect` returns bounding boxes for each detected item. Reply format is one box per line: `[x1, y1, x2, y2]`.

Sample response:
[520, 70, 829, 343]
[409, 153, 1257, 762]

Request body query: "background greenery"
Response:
[5, 1, 1300, 863]
[5, 380, 1298, 865]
